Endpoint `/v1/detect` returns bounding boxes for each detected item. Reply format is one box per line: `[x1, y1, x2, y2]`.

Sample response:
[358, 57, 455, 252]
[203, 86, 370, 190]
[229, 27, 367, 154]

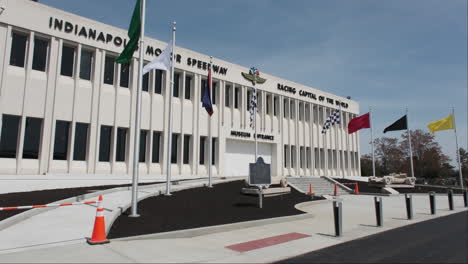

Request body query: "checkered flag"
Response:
[322, 109, 341, 134]
[249, 92, 257, 128]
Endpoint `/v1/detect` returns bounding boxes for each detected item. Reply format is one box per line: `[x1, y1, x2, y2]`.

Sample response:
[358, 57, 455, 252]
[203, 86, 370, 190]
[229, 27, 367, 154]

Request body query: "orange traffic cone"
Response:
[309, 184, 314, 195]
[354, 183, 360, 195]
[334, 184, 339, 196]
[87, 195, 109, 245]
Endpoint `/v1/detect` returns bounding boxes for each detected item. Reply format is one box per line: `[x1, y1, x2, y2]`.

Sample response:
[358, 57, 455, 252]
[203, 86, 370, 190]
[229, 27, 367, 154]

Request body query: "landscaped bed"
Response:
[108, 180, 319, 239]
[0, 182, 159, 222]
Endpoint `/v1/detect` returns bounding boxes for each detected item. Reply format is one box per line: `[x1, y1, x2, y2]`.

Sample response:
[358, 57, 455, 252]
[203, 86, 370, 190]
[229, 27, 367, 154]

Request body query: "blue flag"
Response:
[202, 66, 214, 116]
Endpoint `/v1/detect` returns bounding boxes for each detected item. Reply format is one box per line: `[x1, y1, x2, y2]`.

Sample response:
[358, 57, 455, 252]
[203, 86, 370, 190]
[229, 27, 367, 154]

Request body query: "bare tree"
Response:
[374, 137, 404, 176]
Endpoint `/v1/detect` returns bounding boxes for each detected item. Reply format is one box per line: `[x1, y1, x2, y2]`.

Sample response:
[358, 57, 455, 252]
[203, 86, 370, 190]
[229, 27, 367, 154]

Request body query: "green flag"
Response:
[116, 0, 141, 64]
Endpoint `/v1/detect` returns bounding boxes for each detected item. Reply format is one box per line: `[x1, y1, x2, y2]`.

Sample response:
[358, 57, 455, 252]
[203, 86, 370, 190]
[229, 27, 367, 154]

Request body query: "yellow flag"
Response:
[427, 114, 454, 134]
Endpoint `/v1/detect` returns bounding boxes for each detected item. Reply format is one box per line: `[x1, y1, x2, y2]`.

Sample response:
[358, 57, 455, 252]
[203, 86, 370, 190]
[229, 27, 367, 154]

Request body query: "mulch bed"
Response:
[334, 179, 465, 195]
[0, 181, 159, 222]
[108, 180, 320, 239]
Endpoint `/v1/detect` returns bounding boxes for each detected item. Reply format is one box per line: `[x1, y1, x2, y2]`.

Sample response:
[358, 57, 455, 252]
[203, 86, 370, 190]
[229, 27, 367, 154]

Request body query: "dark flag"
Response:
[202, 66, 213, 116]
[383, 115, 407, 133]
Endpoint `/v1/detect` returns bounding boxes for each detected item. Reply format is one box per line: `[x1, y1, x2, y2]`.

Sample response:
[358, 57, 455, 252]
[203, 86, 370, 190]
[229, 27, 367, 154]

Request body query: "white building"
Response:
[0, 0, 361, 182]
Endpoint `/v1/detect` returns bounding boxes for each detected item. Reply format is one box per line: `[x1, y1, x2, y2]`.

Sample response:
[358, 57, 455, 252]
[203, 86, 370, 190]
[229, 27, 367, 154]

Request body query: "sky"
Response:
[40, 0, 467, 166]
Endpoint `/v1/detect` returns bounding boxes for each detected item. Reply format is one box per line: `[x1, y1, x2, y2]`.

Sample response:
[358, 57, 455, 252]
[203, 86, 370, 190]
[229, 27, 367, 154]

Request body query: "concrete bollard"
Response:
[463, 190, 468, 208]
[448, 189, 454, 211]
[429, 192, 436, 215]
[333, 201, 342, 237]
[405, 194, 413, 220]
[374, 197, 383, 227]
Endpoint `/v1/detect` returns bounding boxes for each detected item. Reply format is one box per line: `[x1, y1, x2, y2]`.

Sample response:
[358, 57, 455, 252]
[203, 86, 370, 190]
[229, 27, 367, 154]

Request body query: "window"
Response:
[299, 103, 303, 121]
[328, 150, 333, 169]
[142, 63, 149, 92]
[256, 91, 261, 113]
[99, 125, 112, 162]
[283, 99, 288, 118]
[290, 101, 295, 119]
[10, 32, 28, 67]
[80, 49, 93, 80]
[0, 114, 21, 158]
[104, 55, 115, 85]
[314, 148, 319, 169]
[32, 38, 48, 72]
[266, 95, 271, 115]
[234, 87, 240, 109]
[61, 45, 75, 77]
[73, 123, 88, 161]
[306, 147, 311, 169]
[212, 138, 216, 165]
[120, 63, 130, 88]
[305, 104, 310, 122]
[23, 117, 42, 159]
[300, 146, 304, 169]
[173, 72, 180, 97]
[201, 79, 207, 103]
[274, 96, 278, 116]
[183, 135, 190, 164]
[139, 130, 147, 162]
[53, 120, 70, 160]
[291, 146, 296, 168]
[355, 152, 359, 170]
[284, 145, 289, 168]
[246, 90, 251, 111]
[225, 85, 231, 107]
[212, 82, 217, 105]
[152, 131, 161, 163]
[154, 70, 163, 94]
[171, 133, 178, 163]
[320, 148, 325, 169]
[333, 150, 337, 169]
[199, 136, 205, 165]
[116, 127, 127, 162]
[185, 75, 192, 100]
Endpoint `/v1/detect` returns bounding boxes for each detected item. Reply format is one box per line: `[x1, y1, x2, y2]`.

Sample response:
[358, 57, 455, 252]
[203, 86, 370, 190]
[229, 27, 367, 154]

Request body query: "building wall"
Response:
[0, 0, 361, 179]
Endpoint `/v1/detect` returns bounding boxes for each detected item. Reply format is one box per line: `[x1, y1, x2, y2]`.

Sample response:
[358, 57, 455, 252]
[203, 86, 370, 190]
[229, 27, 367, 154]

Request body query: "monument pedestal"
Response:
[241, 187, 291, 197]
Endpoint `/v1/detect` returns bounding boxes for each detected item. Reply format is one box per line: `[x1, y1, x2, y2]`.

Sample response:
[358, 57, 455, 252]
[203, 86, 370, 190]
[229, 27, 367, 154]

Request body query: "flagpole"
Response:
[369, 107, 376, 178]
[165, 22, 176, 196]
[208, 56, 213, 188]
[406, 108, 415, 179]
[339, 103, 344, 178]
[254, 86, 258, 162]
[452, 107, 464, 189]
[130, 0, 146, 218]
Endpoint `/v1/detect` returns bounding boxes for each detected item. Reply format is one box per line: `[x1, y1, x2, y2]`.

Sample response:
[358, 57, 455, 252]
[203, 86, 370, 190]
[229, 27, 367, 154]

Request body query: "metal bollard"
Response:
[333, 201, 342, 237]
[405, 194, 413, 220]
[448, 189, 454, 211]
[463, 190, 468, 208]
[374, 197, 383, 227]
[429, 192, 436, 215]
[258, 186, 263, 209]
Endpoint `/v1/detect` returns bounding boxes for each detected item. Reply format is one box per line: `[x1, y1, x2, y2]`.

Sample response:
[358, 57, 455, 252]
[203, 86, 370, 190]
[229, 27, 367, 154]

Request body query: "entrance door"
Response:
[224, 139, 272, 177]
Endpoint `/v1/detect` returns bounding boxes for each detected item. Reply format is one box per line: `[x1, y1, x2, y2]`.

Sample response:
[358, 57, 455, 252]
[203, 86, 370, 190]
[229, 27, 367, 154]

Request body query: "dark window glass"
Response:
[0, 115, 20, 158]
[142, 63, 149, 92]
[212, 82, 217, 105]
[291, 146, 295, 168]
[53, 120, 70, 160]
[60, 45, 75, 77]
[120, 63, 130, 88]
[104, 56, 115, 85]
[10, 32, 27, 67]
[274, 97, 278, 116]
[284, 145, 288, 168]
[152, 131, 161, 163]
[212, 138, 216, 165]
[79, 49, 93, 80]
[183, 135, 190, 164]
[23, 117, 42, 159]
[306, 147, 311, 169]
[73, 123, 88, 161]
[266, 96, 270, 115]
[173, 72, 180, 97]
[199, 136, 205, 165]
[284, 100, 287, 118]
[139, 130, 147, 162]
[300, 147, 304, 169]
[99, 126, 112, 162]
[200, 79, 206, 103]
[32, 38, 48, 72]
[184, 75, 191, 100]
[154, 70, 163, 94]
[246, 90, 251, 111]
[171, 133, 178, 164]
[116, 127, 127, 162]
[225, 86, 231, 107]
[234, 87, 239, 109]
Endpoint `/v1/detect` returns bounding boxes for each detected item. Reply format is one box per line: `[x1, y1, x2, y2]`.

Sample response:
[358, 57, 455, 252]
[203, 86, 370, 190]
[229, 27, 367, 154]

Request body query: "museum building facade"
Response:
[0, 0, 361, 181]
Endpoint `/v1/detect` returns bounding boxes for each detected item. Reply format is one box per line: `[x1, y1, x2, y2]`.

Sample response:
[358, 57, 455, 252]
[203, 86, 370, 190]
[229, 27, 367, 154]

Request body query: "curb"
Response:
[112, 212, 315, 241]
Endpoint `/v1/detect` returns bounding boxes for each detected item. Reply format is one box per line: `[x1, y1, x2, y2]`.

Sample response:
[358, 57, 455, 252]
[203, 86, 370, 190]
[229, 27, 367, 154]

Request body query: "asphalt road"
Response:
[279, 211, 468, 263]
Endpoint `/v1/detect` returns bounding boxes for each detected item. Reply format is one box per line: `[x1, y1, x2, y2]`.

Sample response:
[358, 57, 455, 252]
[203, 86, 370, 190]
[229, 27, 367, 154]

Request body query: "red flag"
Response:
[348, 112, 370, 134]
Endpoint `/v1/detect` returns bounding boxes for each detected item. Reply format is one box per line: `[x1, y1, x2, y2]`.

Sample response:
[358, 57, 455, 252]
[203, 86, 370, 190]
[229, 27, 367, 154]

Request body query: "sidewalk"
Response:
[0, 188, 465, 263]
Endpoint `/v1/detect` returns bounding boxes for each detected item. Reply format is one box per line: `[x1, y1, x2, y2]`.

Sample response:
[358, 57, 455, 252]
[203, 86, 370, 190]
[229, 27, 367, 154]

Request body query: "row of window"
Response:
[283, 145, 358, 170]
[0, 114, 217, 166]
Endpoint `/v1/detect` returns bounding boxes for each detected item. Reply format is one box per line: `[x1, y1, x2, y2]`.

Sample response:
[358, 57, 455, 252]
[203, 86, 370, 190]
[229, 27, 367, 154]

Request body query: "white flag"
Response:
[142, 40, 172, 74]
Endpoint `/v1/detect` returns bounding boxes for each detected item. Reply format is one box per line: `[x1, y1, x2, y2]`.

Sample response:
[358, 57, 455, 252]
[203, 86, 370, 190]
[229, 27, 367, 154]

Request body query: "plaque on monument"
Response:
[249, 157, 271, 186]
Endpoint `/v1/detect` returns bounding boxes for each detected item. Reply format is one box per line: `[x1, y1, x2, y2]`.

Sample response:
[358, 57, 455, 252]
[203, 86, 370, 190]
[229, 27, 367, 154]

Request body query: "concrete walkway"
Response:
[0, 188, 466, 263]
